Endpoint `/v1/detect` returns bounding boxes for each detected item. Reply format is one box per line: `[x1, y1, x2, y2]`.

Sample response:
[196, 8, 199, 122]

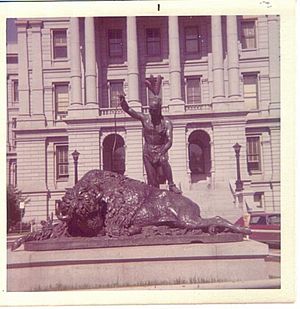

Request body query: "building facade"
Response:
[6, 15, 280, 223]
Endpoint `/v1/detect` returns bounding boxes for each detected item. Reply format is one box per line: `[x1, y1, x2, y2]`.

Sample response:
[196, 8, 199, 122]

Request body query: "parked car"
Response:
[235, 212, 280, 247]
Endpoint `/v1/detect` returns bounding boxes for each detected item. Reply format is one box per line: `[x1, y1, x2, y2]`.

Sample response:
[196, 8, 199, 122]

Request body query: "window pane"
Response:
[247, 137, 261, 172]
[185, 27, 198, 39]
[7, 56, 18, 64]
[189, 143, 204, 174]
[53, 30, 67, 59]
[268, 215, 280, 225]
[13, 80, 19, 102]
[146, 77, 163, 106]
[54, 31, 67, 44]
[108, 29, 123, 57]
[148, 89, 162, 106]
[110, 82, 123, 107]
[241, 21, 256, 49]
[185, 27, 199, 53]
[146, 28, 161, 56]
[243, 74, 258, 109]
[186, 40, 199, 53]
[55, 84, 69, 117]
[56, 146, 69, 179]
[54, 47, 68, 58]
[187, 78, 201, 104]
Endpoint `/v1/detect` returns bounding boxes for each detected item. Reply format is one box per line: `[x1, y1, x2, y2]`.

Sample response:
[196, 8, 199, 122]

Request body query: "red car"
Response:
[235, 212, 280, 247]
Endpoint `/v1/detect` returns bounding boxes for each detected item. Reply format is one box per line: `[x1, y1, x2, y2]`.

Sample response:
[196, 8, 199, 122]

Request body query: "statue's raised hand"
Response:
[119, 95, 129, 112]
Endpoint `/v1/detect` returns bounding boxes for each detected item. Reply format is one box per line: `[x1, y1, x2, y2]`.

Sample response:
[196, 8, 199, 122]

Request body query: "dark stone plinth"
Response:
[24, 233, 244, 251]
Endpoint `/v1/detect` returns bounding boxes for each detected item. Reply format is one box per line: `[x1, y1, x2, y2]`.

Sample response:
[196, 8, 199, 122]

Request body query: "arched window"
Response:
[188, 130, 211, 183]
[188, 142, 205, 174]
[103, 134, 125, 174]
[103, 134, 125, 175]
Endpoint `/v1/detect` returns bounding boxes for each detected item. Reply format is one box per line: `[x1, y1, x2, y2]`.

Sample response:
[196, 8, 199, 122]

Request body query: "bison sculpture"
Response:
[11, 170, 250, 250]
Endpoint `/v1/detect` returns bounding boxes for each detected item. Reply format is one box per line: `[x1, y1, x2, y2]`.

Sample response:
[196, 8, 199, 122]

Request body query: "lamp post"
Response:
[19, 201, 25, 234]
[233, 143, 243, 192]
[72, 150, 80, 185]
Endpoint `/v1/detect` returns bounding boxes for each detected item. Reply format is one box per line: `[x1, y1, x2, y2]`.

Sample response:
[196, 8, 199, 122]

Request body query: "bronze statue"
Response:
[11, 170, 251, 250]
[119, 75, 181, 194]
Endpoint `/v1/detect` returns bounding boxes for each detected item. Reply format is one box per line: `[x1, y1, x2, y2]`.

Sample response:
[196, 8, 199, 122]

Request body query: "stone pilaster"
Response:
[84, 17, 98, 116]
[269, 126, 280, 180]
[30, 20, 46, 126]
[127, 17, 141, 110]
[211, 16, 225, 101]
[268, 16, 280, 116]
[68, 17, 83, 118]
[226, 16, 240, 99]
[168, 16, 184, 113]
[16, 20, 30, 122]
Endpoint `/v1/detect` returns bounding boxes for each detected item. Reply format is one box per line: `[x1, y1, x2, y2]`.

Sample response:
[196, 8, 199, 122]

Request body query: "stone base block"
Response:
[7, 240, 269, 291]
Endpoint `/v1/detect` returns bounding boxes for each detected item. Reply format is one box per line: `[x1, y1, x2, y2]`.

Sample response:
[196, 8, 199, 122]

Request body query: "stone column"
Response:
[84, 17, 98, 113]
[16, 20, 30, 120]
[168, 16, 184, 112]
[211, 16, 225, 100]
[268, 16, 280, 116]
[30, 20, 45, 125]
[226, 16, 240, 99]
[127, 17, 140, 109]
[69, 18, 83, 114]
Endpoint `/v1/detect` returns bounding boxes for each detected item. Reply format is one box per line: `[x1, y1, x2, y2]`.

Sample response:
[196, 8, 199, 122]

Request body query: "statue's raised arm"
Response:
[119, 95, 145, 122]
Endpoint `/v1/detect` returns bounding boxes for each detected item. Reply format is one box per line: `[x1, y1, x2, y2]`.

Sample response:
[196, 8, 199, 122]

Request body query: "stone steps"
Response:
[183, 181, 243, 223]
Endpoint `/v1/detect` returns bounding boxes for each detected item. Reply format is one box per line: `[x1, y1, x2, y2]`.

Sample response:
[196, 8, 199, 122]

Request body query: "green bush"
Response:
[7, 185, 22, 232]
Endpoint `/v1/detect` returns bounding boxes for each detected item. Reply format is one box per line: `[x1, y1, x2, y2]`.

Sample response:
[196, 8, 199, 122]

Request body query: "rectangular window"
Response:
[146, 28, 161, 56]
[12, 80, 19, 102]
[185, 27, 199, 54]
[247, 136, 261, 173]
[7, 55, 18, 64]
[243, 74, 258, 110]
[186, 77, 201, 104]
[146, 77, 163, 106]
[108, 29, 123, 57]
[109, 81, 124, 107]
[56, 145, 69, 180]
[254, 192, 264, 208]
[54, 83, 69, 119]
[241, 20, 256, 49]
[53, 30, 68, 59]
[147, 88, 163, 106]
[12, 118, 16, 149]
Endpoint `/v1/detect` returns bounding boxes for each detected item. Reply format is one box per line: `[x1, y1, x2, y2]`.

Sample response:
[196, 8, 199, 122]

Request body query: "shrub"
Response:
[7, 185, 22, 232]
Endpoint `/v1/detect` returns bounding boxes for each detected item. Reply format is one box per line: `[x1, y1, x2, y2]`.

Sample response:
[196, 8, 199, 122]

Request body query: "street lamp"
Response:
[233, 143, 243, 192]
[72, 150, 80, 185]
[19, 201, 25, 234]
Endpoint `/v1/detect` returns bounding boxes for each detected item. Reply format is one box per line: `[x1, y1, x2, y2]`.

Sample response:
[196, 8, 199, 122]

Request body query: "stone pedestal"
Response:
[7, 240, 269, 291]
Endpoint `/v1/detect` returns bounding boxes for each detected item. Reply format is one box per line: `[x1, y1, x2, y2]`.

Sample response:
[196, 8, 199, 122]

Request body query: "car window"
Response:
[268, 214, 280, 225]
[250, 215, 266, 225]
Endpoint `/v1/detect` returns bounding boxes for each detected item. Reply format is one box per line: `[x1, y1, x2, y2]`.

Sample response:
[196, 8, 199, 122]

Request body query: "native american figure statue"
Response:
[120, 75, 181, 193]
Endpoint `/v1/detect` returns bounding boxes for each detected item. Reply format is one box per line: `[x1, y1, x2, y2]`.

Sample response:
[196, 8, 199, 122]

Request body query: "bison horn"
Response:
[55, 201, 71, 221]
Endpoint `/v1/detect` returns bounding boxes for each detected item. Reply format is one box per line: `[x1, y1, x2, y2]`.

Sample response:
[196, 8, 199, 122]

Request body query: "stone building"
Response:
[6, 15, 280, 223]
